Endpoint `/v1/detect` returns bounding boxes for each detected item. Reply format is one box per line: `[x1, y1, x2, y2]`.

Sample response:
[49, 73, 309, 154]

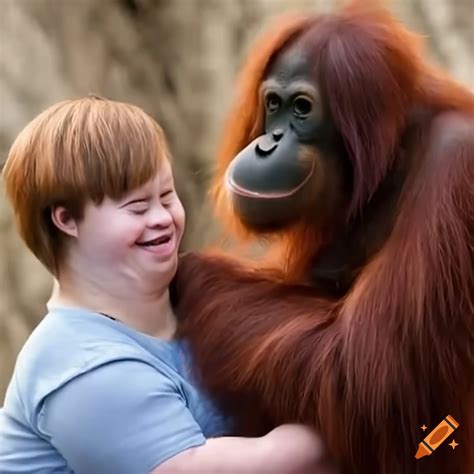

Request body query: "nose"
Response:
[255, 133, 279, 157]
[272, 128, 284, 142]
[148, 206, 173, 228]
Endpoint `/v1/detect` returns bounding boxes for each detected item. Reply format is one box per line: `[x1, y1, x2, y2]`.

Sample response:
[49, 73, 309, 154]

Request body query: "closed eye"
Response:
[160, 190, 175, 206]
[129, 206, 148, 215]
[160, 190, 173, 198]
[124, 199, 149, 214]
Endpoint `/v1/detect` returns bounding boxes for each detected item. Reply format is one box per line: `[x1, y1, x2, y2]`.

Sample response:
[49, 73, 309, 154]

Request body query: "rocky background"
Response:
[1, 0, 472, 399]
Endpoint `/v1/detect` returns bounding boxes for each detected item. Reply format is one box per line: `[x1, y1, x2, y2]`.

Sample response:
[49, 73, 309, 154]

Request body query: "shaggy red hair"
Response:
[177, 2, 474, 473]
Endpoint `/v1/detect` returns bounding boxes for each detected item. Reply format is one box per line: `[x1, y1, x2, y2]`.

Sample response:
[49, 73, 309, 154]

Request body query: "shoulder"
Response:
[429, 111, 474, 153]
[8, 308, 162, 425]
[37, 360, 205, 473]
[42, 359, 179, 412]
[15, 308, 145, 376]
[420, 110, 474, 190]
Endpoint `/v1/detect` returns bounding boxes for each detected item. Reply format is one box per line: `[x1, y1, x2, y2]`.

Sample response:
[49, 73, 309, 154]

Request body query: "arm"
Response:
[39, 360, 207, 474]
[174, 251, 338, 411]
[40, 358, 336, 474]
[155, 424, 338, 474]
[173, 114, 474, 473]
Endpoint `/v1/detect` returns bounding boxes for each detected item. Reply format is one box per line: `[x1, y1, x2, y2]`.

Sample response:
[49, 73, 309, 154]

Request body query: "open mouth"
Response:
[135, 232, 176, 259]
[136, 234, 172, 247]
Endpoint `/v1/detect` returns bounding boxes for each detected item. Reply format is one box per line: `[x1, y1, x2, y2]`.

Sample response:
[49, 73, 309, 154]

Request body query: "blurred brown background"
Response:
[1, 0, 473, 400]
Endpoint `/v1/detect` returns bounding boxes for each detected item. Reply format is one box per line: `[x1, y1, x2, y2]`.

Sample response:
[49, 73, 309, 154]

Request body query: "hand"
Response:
[263, 424, 339, 474]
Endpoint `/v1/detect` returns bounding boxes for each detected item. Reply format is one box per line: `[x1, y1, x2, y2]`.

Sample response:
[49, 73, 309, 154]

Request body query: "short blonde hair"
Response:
[2, 96, 169, 275]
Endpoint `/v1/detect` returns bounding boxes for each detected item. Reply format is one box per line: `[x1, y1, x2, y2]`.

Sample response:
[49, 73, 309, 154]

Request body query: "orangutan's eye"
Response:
[293, 96, 313, 118]
[265, 93, 282, 114]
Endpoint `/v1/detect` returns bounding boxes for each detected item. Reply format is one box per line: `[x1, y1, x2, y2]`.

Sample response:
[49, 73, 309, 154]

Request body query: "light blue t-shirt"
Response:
[0, 307, 232, 474]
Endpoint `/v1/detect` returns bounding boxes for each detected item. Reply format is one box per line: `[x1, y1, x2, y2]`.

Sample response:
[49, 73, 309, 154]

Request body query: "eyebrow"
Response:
[260, 79, 319, 100]
[259, 79, 279, 95]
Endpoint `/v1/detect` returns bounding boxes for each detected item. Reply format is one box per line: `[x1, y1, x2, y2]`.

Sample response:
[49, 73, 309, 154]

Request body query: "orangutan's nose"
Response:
[272, 128, 284, 142]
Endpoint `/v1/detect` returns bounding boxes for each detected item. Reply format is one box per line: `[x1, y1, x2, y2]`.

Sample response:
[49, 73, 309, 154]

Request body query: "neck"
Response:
[49, 268, 177, 339]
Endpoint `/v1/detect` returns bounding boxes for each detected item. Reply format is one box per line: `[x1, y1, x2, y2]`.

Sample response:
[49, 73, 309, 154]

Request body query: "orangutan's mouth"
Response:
[226, 159, 315, 199]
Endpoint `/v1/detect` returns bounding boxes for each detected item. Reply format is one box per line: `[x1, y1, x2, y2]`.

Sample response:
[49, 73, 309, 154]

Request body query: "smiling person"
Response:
[0, 96, 337, 474]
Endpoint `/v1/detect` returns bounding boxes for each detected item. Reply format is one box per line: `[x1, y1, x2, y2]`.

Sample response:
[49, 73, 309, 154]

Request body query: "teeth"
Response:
[138, 235, 171, 246]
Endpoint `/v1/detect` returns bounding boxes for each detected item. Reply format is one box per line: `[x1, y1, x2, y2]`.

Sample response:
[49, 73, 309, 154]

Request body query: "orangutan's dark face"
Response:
[226, 45, 350, 232]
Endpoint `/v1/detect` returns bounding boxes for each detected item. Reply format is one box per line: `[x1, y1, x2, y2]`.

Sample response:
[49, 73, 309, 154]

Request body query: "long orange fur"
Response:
[176, 2, 474, 473]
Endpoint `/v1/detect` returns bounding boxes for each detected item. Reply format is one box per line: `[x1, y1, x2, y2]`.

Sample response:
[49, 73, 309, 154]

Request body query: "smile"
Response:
[136, 233, 176, 258]
[226, 159, 315, 199]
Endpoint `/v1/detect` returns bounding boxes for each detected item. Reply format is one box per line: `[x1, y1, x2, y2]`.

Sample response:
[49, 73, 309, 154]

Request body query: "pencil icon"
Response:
[415, 415, 459, 459]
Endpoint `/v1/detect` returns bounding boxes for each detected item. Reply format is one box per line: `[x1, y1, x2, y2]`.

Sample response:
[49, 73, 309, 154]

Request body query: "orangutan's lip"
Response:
[226, 159, 315, 199]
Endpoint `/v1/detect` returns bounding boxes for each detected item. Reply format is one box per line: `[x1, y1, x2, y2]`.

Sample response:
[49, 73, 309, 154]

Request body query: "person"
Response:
[0, 96, 337, 473]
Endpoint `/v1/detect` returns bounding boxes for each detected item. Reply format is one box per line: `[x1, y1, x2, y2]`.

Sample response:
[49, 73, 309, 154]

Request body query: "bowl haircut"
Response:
[2, 96, 170, 275]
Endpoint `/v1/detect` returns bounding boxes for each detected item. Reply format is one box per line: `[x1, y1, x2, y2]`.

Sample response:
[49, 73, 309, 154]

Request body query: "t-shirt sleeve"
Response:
[37, 360, 206, 474]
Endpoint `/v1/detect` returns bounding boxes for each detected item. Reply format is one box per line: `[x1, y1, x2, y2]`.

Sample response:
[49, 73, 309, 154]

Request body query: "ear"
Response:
[50, 205, 79, 238]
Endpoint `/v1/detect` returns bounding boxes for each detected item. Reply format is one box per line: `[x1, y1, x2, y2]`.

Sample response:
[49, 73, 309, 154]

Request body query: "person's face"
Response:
[67, 160, 186, 289]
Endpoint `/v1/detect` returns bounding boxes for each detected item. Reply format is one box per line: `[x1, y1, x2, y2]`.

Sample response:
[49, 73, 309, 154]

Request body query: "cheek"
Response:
[173, 202, 186, 236]
[90, 219, 143, 257]
[115, 220, 145, 250]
